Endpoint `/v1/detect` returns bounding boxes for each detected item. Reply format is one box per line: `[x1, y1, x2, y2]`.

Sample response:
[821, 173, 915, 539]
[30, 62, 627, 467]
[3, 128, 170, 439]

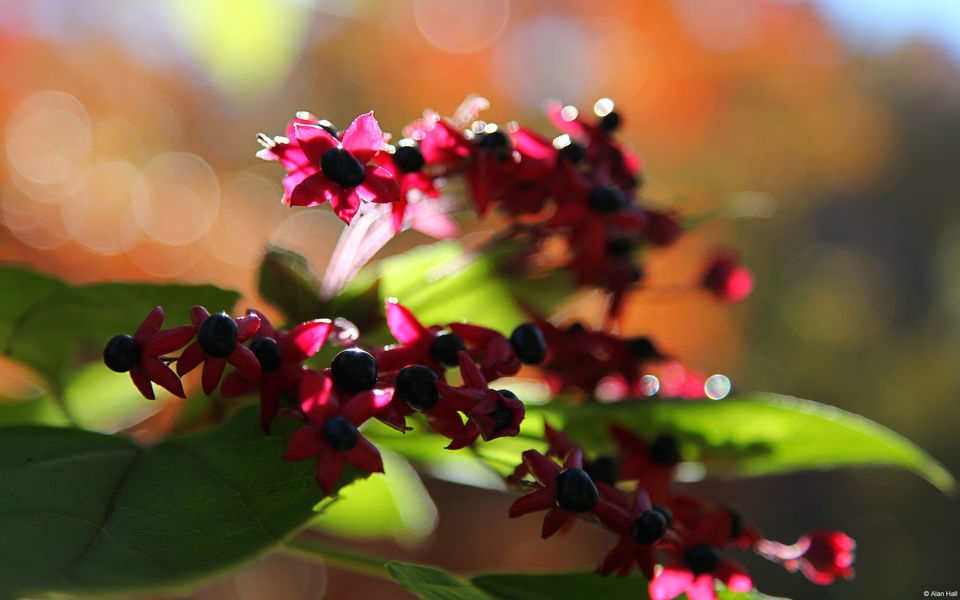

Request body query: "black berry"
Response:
[323, 415, 359, 452]
[632, 510, 668, 545]
[476, 129, 510, 151]
[331, 349, 378, 393]
[685, 544, 721, 575]
[627, 337, 659, 361]
[588, 186, 627, 214]
[556, 140, 585, 164]
[430, 332, 465, 367]
[393, 144, 425, 173]
[395, 365, 439, 411]
[652, 504, 674, 528]
[606, 237, 636, 258]
[584, 455, 620, 486]
[492, 390, 519, 433]
[599, 111, 621, 131]
[553, 468, 599, 513]
[650, 434, 681, 466]
[321, 147, 365, 188]
[198, 314, 238, 358]
[104, 335, 140, 372]
[250, 338, 283, 373]
[510, 323, 547, 364]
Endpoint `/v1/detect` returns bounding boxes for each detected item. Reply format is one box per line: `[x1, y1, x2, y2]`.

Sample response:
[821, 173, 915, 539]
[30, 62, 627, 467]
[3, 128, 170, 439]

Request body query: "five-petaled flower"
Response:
[649, 509, 753, 600]
[260, 112, 400, 224]
[283, 369, 385, 495]
[220, 310, 333, 433]
[508, 448, 628, 539]
[102, 306, 196, 400]
[757, 529, 856, 585]
[176, 306, 262, 395]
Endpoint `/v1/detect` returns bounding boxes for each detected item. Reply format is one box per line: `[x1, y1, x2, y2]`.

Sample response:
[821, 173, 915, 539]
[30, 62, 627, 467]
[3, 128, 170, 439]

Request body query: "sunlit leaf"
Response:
[312, 450, 437, 544]
[540, 393, 956, 494]
[0, 404, 357, 598]
[362, 241, 573, 333]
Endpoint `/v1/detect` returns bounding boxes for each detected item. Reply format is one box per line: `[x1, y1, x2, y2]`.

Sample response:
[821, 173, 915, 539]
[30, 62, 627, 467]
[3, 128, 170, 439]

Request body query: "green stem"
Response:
[280, 535, 392, 580]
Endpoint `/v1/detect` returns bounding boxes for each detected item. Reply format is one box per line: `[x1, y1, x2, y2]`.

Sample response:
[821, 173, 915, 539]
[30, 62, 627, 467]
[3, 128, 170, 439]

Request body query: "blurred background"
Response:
[0, 0, 957, 598]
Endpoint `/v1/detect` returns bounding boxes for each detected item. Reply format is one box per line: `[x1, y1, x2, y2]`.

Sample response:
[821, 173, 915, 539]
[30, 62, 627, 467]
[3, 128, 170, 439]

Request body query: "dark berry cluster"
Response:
[258, 98, 753, 324]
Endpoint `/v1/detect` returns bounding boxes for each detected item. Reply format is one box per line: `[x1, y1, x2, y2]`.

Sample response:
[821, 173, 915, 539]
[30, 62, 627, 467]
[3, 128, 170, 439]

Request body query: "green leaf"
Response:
[388, 563, 785, 600]
[0, 264, 238, 399]
[472, 571, 647, 600]
[312, 450, 437, 543]
[257, 247, 326, 324]
[387, 562, 493, 600]
[541, 393, 956, 494]
[0, 404, 354, 598]
[363, 240, 573, 333]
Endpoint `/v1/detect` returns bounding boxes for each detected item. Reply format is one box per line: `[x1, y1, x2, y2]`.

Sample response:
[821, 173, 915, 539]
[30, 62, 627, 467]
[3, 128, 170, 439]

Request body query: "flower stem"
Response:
[280, 535, 393, 580]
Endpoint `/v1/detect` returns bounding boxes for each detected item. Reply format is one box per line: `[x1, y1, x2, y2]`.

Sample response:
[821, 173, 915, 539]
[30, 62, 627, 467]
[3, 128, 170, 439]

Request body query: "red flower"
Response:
[283, 370, 384, 495]
[701, 250, 754, 302]
[220, 310, 333, 433]
[508, 448, 628, 539]
[176, 306, 262, 395]
[757, 530, 856, 585]
[102, 306, 196, 400]
[649, 510, 752, 600]
[598, 489, 677, 579]
[447, 322, 520, 381]
[374, 299, 460, 376]
[261, 112, 400, 224]
[609, 425, 679, 505]
[436, 351, 525, 449]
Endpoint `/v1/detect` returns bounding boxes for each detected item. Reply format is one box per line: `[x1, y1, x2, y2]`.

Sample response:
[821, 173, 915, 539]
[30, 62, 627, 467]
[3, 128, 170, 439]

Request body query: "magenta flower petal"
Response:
[235, 313, 261, 341]
[201, 357, 227, 395]
[290, 172, 334, 207]
[650, 564, 695, 600]
[329, 187, 361, 224]
[228, 345, 262, 382]
[317, 451, 346, 495]
[508, 488, 555, 517]
[282, 169, 313, 205]
[356, 166, 401, 204]
[300, 370, 338, 421]
[129, 369, 157, 400]
[294, 122, 338, 166]
[139, 325, 195, 356]
[341, 112, 385, 164]
[280, 319, 332, 362]
[342, 391, 377, 426]
[176, 342, 205, 376]
[541, 507, 570, 538]
[139, 357, 185, 398]
[345, 436, 384, 474]
[134, 306, 165, 338]
[686, 575, 716, 600]
[385, 299, 431, 345]
[283, 425, 327, 461]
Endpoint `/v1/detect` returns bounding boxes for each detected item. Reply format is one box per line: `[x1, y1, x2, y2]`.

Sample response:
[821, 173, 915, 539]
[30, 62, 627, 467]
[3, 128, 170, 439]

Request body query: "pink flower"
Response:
[220, 310, 333, 433]
[757, 530, 856, 585]
[103, 306, 196, 400]
[649, 510, 752, 600]
[702, 250, 754, 302]
[283, 370, 384, 495]
[176, 306, 262, 395]
[260, 112, 400, 224]
[508, 448, 629, 539]
[436, 351, 525, 449]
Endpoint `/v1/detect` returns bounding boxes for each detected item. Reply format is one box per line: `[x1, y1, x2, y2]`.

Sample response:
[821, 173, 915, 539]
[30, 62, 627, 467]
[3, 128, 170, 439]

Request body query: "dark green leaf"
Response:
[0, 404, 354, 598]
[472, 571, 647, 600]
[540, 393, 956, 494]
[257, 247, 326, 323]
[1, 273, 238, 388]
[387, 562, 493, 600]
